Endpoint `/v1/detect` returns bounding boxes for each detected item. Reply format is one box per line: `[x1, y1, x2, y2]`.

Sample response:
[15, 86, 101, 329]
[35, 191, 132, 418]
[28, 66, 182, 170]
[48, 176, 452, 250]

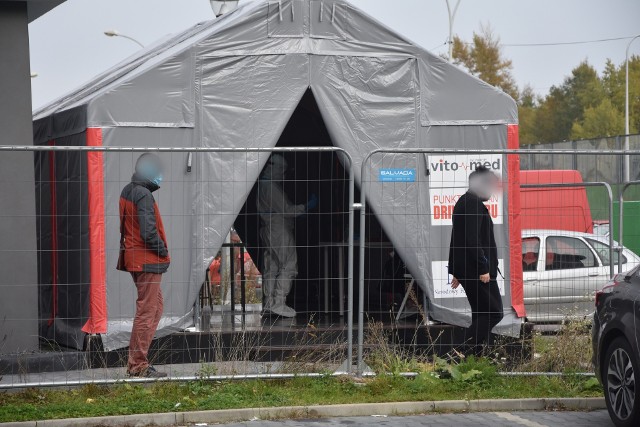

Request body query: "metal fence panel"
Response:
[3, 145, 640, 387]
[357, 148, 636, 376]
[0, 146, 355, 388]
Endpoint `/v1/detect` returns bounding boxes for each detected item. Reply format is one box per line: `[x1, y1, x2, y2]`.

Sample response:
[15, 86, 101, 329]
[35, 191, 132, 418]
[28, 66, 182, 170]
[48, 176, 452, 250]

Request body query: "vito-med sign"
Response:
[428, 154, 503, 226]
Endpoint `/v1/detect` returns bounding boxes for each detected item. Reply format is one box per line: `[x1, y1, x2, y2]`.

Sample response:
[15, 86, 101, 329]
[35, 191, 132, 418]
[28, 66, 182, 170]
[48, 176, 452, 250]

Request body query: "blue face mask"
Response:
[138, 162, 163, 187]
[151, 174, 163, 187]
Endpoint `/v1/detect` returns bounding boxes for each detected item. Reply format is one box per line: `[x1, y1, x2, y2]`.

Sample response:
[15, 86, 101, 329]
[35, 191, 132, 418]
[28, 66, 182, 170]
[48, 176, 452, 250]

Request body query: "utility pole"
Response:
[446, 0, 461, 60]
[624, 34, 640, 182]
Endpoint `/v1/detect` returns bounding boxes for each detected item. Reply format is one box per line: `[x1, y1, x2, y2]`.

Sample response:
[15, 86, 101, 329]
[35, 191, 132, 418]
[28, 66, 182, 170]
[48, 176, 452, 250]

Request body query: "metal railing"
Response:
[358, 148, 640, 376]
[1, 145, 640, 386]
[0, 145, 355, 387]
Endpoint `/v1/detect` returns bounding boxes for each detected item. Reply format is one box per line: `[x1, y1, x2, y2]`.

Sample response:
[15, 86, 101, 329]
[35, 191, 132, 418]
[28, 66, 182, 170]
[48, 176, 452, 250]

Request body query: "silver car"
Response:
[522, 229, 640, 323]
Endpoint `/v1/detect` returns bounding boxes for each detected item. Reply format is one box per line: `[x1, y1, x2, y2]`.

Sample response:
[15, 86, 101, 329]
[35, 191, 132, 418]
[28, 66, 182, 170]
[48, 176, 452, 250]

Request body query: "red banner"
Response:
[507, 124, 525, 317]
[82, 128, 108, 334]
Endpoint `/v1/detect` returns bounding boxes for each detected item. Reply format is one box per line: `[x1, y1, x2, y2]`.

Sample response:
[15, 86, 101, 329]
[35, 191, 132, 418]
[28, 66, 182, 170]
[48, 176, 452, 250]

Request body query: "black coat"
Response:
[448, 191, 498, 280]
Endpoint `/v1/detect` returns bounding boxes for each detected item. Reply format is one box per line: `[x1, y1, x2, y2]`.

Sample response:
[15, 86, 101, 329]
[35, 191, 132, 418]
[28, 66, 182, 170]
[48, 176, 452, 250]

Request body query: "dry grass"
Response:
[364, 318, 429, 374]
[521, 318, 593, 373]
[277, 316, 349, 374]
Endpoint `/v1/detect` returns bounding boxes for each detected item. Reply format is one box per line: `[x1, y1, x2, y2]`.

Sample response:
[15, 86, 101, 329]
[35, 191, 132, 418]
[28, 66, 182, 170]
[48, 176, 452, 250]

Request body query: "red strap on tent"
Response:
[82, 128, 108, 334]
[48, 140, 58, 327]
[507, 124, 525, 317]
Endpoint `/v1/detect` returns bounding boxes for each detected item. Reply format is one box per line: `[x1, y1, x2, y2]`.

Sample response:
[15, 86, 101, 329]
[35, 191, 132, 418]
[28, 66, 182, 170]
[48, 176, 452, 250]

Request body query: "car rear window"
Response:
[545, 236, 597, 270]
[522, 237, 540, 272]
[586, 238, 627, 266]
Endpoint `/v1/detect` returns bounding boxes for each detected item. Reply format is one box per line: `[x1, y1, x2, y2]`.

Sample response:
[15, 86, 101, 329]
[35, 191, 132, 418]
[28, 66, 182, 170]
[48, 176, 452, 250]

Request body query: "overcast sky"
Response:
[28, 0, 640, 109]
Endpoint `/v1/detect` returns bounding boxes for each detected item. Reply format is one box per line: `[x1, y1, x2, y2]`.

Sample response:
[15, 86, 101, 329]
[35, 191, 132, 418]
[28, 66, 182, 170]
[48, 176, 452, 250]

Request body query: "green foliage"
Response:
[522, 57, 640, 144]
[432, 356, 498, 387]
[522, 318, 593, 373]
[452, 24, 640, 144]
[517, 85, 540, 145]
[196, 361, 218, 380]
[581, 377, 603, 393]
[570, 98, 625, 139]
[452, 24, 519, 99]
[603, 56, 640, 134]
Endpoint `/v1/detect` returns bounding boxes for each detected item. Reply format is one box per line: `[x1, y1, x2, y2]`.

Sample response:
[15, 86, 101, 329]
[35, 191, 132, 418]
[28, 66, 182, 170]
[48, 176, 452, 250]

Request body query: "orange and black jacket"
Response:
[118, 175, 170, 273]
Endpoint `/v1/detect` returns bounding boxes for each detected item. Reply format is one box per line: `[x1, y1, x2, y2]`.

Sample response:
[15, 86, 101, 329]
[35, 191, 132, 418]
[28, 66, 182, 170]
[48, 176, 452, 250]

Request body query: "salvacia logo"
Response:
[379, 168, 416, 182]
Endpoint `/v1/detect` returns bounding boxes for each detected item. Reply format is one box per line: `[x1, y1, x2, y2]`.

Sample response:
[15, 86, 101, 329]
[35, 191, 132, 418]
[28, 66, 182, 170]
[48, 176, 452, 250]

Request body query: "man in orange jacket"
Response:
[118, 153, 170, 378]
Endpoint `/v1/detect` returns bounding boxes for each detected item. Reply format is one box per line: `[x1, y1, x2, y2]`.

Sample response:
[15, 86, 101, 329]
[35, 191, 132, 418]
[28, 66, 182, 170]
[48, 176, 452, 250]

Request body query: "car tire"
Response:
[603, 336, 640, 427]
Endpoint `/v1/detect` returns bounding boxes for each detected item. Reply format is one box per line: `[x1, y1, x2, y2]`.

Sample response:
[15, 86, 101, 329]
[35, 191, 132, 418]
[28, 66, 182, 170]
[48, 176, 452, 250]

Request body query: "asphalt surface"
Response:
[197, 410, 614, 427]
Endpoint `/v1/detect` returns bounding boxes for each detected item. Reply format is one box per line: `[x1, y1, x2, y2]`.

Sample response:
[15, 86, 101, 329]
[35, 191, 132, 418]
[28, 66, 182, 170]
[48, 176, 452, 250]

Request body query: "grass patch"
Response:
[525, 319, 593, 373]
[0, 358, 602, 423]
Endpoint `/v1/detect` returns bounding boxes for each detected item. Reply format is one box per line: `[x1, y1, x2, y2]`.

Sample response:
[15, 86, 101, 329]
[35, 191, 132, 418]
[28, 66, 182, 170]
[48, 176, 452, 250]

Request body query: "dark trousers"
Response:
[461, 279, 504, 356]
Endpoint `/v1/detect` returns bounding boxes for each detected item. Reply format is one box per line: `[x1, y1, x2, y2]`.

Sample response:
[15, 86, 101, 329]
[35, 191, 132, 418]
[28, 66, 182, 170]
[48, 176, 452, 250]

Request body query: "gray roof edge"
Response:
[32, 1, 263, 119]
[27, 0, 66, 23]
[32, 0, 517, 124]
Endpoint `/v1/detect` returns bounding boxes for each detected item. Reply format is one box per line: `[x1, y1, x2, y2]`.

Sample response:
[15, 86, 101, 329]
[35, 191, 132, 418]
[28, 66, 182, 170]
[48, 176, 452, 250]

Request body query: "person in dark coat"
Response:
[448, 165, 504, 357]
[118, 153, 170, 378]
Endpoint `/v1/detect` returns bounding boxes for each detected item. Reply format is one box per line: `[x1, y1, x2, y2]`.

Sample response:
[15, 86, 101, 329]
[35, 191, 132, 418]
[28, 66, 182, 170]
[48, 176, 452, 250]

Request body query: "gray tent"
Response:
[33, 0, 523, 351]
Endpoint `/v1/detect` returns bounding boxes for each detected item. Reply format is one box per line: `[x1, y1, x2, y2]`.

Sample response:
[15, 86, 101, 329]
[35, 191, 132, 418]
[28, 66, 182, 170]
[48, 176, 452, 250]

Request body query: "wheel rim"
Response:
[607, 347, 636, 421]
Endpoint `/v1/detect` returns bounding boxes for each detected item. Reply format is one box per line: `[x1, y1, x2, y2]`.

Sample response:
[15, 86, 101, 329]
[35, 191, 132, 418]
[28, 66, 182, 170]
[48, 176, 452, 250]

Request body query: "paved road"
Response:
[200, 410, 613, 427]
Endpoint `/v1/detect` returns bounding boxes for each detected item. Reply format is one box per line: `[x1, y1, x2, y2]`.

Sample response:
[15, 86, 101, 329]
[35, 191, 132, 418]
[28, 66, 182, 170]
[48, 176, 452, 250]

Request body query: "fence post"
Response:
[357, 159, 367, 376]
[346, 153, 356, 375]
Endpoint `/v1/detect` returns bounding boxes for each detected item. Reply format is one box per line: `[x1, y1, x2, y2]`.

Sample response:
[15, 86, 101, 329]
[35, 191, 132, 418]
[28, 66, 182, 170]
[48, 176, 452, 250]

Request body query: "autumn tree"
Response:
[450, 26, 640, 144]
[517, 85, 540, 145]
[533, 58, 640, 143]
[531, 61, 604, 143]
[571, 98, 625, 139]
[602, 56, 640, 134]
[450, 25, 539, 144]
[451, 24, 519, 100]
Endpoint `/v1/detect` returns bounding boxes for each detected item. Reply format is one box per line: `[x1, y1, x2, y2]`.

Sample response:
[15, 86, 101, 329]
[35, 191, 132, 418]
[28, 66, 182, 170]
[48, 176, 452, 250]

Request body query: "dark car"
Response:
[592, 265, 640, 427]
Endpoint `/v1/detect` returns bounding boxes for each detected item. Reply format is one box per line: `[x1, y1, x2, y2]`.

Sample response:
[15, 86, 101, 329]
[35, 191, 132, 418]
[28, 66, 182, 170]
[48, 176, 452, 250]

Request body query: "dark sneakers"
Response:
[128, 365, 167, 378]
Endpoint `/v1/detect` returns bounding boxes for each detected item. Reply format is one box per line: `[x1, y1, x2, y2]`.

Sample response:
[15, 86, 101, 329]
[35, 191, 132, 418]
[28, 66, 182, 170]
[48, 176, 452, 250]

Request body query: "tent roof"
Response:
[33, 0, 517, 130]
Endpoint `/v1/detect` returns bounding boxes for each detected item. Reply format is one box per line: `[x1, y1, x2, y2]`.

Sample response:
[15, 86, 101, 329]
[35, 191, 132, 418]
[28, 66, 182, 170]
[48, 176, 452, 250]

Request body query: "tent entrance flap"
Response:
[232, 89, 415, 318]
[234, 89, 351, 314]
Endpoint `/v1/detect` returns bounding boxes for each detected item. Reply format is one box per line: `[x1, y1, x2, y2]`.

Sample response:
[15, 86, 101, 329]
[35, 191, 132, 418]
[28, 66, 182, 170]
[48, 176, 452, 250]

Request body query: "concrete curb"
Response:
[1, 397, 606, 427]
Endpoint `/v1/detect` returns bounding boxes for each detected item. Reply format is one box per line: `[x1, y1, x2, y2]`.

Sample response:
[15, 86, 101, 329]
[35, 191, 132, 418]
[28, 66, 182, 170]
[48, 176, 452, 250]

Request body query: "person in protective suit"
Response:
[118, 153, 170, 378]
[257, 154, 317, 317]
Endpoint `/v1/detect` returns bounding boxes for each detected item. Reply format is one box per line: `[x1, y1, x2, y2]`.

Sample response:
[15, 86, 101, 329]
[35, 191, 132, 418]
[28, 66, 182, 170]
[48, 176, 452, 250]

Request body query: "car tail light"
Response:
[595, 290, 604, 307]
[595, 277, 622, 306]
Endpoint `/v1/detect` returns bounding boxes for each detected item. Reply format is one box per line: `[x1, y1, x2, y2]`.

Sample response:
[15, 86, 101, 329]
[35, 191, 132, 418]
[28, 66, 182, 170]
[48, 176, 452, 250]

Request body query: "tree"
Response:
[527, 85, 569, 143]
[528, 61, 604, 143]
[518, 85, 540, 145]
[602, 55, 640, 134]
[451, 24, 519, 100]
[562, 61, 605, 126]
[570, 98, 625, 139]
[450, 26, 640, 144]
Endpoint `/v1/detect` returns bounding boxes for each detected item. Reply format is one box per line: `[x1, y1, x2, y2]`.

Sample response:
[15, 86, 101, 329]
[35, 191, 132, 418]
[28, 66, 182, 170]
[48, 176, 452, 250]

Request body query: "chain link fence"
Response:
[1, 145, 640, 387]
[521, 134, 640, 256]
